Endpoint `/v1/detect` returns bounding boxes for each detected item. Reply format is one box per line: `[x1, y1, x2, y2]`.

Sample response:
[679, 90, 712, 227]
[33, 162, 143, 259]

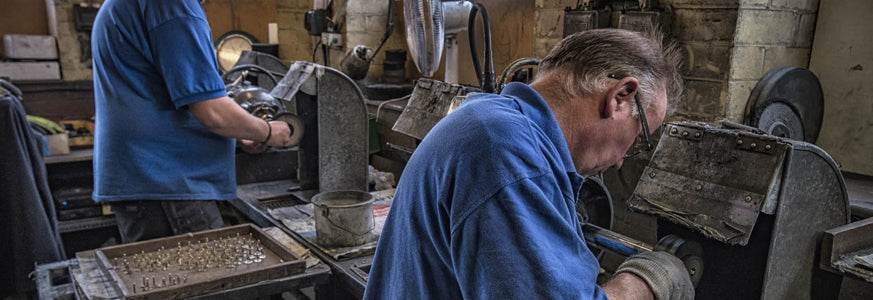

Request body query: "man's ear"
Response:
[601, 77, 639, 119]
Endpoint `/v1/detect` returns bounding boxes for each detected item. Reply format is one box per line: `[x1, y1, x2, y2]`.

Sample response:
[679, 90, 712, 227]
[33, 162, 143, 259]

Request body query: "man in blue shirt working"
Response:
[91, 0, 292, 243]
[365, 29, 692, 299]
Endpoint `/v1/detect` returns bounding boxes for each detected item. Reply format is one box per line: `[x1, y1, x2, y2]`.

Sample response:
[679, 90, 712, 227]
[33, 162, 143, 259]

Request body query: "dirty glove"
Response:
[615, 251, 694, 300]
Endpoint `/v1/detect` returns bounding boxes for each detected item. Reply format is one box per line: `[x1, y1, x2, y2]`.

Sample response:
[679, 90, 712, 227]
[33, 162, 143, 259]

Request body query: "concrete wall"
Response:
[725, 0, 819, 121]
[809, 0, 873, 176]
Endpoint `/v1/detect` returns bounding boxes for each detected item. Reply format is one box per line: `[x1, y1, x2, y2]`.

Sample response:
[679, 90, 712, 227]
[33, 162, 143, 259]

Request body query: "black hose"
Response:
[368, 0, 395, 64]
[497, 57, 541, 92]
[322, 43, 330, 66]
[221, 64, 280, 85]
[467, 2, 495, 93]
[312, 40, 322, 63]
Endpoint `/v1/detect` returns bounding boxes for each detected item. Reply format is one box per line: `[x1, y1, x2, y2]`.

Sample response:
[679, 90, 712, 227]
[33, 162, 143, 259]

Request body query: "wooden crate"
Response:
[95, 224, 306, 299]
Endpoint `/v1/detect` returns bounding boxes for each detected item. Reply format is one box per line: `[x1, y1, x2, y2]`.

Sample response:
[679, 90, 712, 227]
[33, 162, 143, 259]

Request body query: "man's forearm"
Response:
[188, 96, 268, 141]
[602, 272, 654, 300]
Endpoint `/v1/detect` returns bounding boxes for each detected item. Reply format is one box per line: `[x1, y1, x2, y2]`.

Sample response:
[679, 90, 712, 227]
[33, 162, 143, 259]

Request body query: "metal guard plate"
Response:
[628, 122, 789, 245]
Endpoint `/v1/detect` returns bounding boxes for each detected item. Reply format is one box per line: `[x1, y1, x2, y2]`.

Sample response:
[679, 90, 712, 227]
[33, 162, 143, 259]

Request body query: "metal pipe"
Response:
[583, 223, 705, 286]
[45, 0, 58, 36]
[582, 223, 653, 257]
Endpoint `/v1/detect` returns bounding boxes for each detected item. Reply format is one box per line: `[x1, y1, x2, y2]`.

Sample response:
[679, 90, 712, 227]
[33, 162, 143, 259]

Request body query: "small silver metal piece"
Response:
[671, 128, 678, 134]
[765, 144, 772, 150]
[737, 139, 743, 145]
[649, 172, 656, 178]
[694, 132, 701, 138]
[682, 131, 689, 137]
[695, 185, 702, 191]
[750, 143, 757, 148]
[744, 195, 752, 202]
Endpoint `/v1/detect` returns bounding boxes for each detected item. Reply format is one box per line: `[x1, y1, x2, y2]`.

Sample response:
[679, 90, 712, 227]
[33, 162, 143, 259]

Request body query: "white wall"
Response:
[809, 0, 873, 176]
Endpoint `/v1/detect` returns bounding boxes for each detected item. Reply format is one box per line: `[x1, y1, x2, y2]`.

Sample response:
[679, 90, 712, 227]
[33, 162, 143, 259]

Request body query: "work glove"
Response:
[615, 251, 694, 300]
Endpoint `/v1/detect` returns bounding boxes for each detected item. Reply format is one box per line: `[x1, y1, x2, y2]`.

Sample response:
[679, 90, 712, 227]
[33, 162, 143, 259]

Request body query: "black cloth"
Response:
[110, 200, 223, 243]
[0, 80, 66, 296]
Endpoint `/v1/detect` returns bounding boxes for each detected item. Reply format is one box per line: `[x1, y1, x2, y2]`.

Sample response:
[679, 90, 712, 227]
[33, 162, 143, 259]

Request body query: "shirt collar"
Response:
[501, 82, 580, 181]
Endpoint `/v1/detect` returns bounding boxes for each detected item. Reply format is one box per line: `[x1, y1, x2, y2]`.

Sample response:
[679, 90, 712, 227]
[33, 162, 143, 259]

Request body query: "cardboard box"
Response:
[3, 34, 59, 60]
[43, 133, 70, 156]
[0, 62, 61, 80]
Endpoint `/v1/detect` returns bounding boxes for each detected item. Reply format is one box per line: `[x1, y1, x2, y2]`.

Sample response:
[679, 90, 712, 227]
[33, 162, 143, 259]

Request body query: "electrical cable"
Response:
[375, 95, 411, 121]
[221, 64, 280, 85]
[467, 2, 495, 93]
[312, 39, 322, 63]
[367, 0, 396, 64]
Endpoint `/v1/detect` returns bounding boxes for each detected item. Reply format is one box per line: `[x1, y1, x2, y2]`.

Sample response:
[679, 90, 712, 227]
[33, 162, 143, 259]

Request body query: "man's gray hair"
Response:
[538, 29, 683, 116]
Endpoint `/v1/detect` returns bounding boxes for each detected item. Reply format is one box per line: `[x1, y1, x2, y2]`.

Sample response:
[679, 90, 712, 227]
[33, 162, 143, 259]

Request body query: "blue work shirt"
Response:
[365, 83, 608, 299]
[91, 0, 236, 202]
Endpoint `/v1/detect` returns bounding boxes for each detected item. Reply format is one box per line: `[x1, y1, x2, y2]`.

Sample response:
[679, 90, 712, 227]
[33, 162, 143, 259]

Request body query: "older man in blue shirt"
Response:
[365, 29, 692, 299]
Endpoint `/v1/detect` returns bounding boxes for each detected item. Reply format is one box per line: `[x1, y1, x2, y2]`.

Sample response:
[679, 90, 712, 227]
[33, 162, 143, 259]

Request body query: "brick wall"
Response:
[665, 0, 738, 121]
[726, 0, 819, 121]
[533, 0, 739, 122]
[533, 0, 576, 58]
[532, 0, 818, 123]
[276, 0, 317, 64]
[55, 0, 100, 81]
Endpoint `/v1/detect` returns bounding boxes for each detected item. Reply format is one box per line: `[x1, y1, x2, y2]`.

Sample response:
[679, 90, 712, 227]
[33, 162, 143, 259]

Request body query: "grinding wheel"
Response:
[275, 112, 304, 148]
[656, 234, 704, 287]
[746, 67, 824, 143]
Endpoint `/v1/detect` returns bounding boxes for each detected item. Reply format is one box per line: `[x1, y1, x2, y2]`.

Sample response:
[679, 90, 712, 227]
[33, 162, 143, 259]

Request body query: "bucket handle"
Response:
[323, 207, 375, 236]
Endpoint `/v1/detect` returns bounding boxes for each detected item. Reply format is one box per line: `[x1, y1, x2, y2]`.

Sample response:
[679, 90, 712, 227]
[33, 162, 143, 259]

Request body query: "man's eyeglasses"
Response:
[607, 74, 655, 159]
[623, 93, 654, 159]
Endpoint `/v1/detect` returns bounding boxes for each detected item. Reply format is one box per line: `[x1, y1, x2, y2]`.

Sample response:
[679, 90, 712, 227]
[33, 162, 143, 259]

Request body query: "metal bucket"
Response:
[311, 190, 375, 247]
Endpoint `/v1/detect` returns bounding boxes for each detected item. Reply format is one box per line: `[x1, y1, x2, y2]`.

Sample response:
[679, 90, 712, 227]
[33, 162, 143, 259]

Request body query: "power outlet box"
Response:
[321, 32, 342, 48]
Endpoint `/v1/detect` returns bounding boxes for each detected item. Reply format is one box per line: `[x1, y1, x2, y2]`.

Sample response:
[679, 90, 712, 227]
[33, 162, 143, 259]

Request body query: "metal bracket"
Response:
[735, 133, 780, 155]
[667, 125, 704, 141]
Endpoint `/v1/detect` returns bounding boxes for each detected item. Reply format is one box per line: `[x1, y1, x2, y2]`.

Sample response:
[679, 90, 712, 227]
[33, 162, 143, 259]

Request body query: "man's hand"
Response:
[238, 139, 267, 154]
[613, 251, 694, 300]
[265, 121, 291, 147]
[603, 272, 655, 300]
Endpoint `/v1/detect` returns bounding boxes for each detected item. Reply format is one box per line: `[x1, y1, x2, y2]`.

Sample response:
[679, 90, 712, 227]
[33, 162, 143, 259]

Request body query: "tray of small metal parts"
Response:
[94, 223, 306, 299]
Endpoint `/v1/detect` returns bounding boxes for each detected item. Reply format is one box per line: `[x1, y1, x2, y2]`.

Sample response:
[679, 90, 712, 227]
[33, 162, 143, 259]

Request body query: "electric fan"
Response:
[404, 0, 493, 91]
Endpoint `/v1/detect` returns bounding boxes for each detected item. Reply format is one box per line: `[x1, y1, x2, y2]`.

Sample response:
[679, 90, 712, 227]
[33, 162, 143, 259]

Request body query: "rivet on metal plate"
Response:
[682, 131, 689, 137]
[750, 143, 757, 148]
[737, 139, 743, 145]
[649, 172, 656, 178]
[744, 196, 752, 202]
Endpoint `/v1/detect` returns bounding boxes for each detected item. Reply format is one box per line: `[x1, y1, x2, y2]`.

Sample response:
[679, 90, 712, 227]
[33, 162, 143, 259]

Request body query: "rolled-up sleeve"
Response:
[148, 16, 226, 108]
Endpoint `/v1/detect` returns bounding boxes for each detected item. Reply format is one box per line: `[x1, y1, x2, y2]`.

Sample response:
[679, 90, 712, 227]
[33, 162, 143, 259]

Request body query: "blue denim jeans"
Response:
[110, 200, 223, 243]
